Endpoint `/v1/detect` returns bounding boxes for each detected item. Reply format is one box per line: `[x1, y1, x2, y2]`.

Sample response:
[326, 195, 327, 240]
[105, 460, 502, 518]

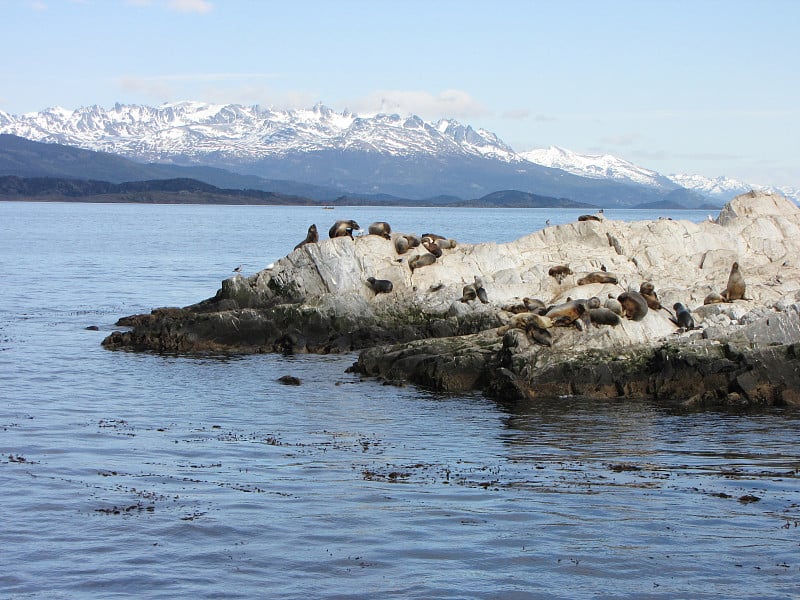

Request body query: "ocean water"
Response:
[1, 201, 798, 599]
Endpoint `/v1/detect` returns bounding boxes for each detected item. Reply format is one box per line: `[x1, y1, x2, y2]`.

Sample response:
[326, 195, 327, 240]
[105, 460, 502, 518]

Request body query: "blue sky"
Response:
[2, 0, 798, 188]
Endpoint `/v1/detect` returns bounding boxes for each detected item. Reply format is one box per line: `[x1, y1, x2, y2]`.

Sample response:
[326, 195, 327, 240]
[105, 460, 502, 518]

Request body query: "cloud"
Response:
[167, 0, 212, 13]
[600, 133, 643, 146]
[501, 107, 530, 120]
[29, 1, 47, 10]
[125, 0, 213, 13]
[349, 90, 488, 119]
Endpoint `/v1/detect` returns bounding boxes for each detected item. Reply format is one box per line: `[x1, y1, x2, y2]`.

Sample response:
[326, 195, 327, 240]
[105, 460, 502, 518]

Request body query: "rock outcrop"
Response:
[104, 191, 800, 407]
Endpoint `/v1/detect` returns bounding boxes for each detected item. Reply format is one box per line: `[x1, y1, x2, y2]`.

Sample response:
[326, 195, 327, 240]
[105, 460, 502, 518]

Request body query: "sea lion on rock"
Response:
[496, 312, 553, 335]
[294, 224, 319, 250]
[604, 294, 623, 315]
[618, 291, 649, 321]
[474, 276, 489, 304]
[421, 232, 445, 241]
[526, 324, 553, 347]
[524, 297, 547, 313]
[722, 261, 747, 301]
[460, 284, 477, 303]
[423, 240, 443, 258]
[404, 234, 421, 248]
[639, 282, 662, 310]
[589, 307, 621, 327]
[545, 300, 588, 327]
[578, 214, 601, 222]
[366, 277, 393, 294]
[368, 222, 392, 239]
[704, 292, 725, 305]
[548, 265, 573, 284]
[329, 220, 360, 239]
[577, 272, 618, 286]
[672, 302, 695, 329]
[435, 238, 458, 250]
[588, 296, 602, 309]
[394, 235, 410, 255]
[409, 253, 437, 272]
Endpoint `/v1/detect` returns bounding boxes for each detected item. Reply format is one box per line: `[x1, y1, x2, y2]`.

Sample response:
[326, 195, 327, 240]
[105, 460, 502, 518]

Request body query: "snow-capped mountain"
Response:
[0, 101, 519, 165]
[1, 101, 795, 205]
[520, 145, 799, 204]
[519, 146, 677, 190]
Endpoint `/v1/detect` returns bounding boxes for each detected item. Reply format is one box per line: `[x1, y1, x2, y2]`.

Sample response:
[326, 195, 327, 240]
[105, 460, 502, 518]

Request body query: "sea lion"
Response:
[368, 221, 392, 239]
[577, 272, 618, 285]
[672, 302, 695, 329]
[421, 232, 445, 241]
[722, 261, 746, 301]
[404, 234, 422, 248]
[704, 292, 725, 305]
[604, 293, 623, 315]
[524, 297, 547, 313]
[589, 307, 621, 327]
[617, 291, 649, 321]
[545, 300, 588, 327]
[366, 277, 393, 294]
[496, 312, 553, 335]
[473, 276, 489, 304]
[294, 224, 319, 250]
[328, 219, 360, 239]
[394, 235, 410, 255]
[409, 253, 436, 272]
[435, 238, 458, 250]
[639, 282, 662, 310]
[578, 214, 601, 222]
[588, 296, 602, 309]
[460, 284, 477, 303]
[548, 265, 573, 284]
[526, 324, 553, 347]
[423, 240, 443, 258]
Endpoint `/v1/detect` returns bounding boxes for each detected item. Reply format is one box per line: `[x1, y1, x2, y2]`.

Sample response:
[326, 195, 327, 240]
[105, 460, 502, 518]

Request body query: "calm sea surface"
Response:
[1, 201, 798, 599]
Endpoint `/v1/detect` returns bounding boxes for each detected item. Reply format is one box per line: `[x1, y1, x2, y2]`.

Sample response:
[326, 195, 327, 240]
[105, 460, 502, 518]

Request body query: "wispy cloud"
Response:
[349, 90, 488, 119]
[29, 1, 48, 10]
[125, 0, 213, 14]
[501, 107, 530, 120]
[599, 133, 643, 146]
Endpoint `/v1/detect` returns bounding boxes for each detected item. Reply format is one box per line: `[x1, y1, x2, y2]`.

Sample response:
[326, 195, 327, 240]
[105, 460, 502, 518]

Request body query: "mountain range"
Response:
[1, 101, 795, 206]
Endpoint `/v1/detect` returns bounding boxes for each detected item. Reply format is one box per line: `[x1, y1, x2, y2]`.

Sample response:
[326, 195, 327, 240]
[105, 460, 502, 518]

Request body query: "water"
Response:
[1, 201, 798, 599]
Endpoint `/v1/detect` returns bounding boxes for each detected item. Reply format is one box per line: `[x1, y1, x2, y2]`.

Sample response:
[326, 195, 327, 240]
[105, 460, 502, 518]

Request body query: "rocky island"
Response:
[103, 191, 800, 408]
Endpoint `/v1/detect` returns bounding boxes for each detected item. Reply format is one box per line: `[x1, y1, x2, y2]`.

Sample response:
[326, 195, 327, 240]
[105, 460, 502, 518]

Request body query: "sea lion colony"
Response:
[289, 218, 744, 348]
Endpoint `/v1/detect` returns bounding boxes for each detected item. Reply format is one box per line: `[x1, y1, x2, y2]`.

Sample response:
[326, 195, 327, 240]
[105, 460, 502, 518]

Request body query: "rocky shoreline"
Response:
[103, 191, 800, 408]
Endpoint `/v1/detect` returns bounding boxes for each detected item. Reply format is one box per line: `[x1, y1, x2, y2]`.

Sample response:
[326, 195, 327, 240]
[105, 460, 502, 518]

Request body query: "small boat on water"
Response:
[323, 206, 335, 210]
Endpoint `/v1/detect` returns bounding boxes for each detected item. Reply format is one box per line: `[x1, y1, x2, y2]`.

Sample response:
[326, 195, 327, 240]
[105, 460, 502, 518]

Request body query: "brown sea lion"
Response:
[368, 222, 392, 239]
[618, 291, 649, 321]
[474, 276, 489, 304]
[421, 232, 445, 241]
[366, 277, 393, 294]
[460, 284, 477, 303]
[524, 297, 547, 312]
[577, 272, 618, 285]
[548, 265, 573, 284]
[394, 235, 410, 254]
[404, 234, 422, 248]
[527, 324, 553, 347]
[578, 214, 601, 222]
[588, 296, 602, 309]
[294, 224, 319, 250]
[589, 307, 621, 327]
[639, 282, 662, 310]
[722, 261, 746, 300]
[496, 312, 554, 335]
[704, 291, 725, 305]
[435, 238, 458, 250]
[672, 302, 695, 329]
[545, 300, 588, 327]
[329, 220, 360, 239]
[604, 294, 623, 315]
[423, 240, 443, 258]
[409, 253, 437, 272]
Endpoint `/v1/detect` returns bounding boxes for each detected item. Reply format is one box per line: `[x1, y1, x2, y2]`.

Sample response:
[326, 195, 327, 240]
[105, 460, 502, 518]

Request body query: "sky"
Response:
[2, 0, 799, 188]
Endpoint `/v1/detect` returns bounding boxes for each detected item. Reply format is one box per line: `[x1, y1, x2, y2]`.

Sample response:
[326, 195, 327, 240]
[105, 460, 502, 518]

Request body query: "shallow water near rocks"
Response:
[1, 201, 798, 599]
